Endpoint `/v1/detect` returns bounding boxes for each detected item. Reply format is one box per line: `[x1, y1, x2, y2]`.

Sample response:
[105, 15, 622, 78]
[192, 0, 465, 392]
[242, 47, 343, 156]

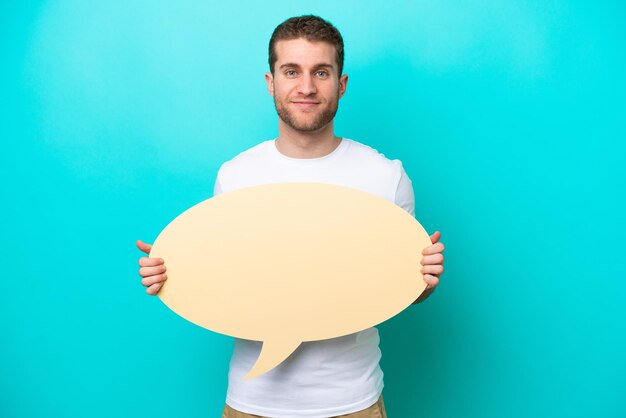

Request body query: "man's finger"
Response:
[138, 257, 164, 267]
[421, 264, 444, 275]
[136, 240, 152, 255]
[420, 253, 444, 266]
[429, 230, 441, 244]
[142, 274, 168, 287]
[423, 274, 439, 289]
[146, 282, 164, 295]
[139, 265, 167, 278]
[422, 242, 445, 255]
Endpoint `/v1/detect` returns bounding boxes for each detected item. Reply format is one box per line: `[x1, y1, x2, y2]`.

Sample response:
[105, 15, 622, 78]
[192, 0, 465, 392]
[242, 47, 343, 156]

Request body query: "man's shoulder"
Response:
[218, 139, 273, 173]
[345, 138, 393, 159]
[344, 138, 404, 170]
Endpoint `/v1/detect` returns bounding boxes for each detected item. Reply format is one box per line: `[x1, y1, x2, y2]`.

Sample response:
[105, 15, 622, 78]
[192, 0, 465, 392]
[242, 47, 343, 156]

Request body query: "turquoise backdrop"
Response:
[1, 1, 624, 417]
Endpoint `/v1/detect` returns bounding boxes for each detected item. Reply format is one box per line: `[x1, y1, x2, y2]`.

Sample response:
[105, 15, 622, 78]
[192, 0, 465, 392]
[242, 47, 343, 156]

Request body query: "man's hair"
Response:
[268, 15, 344, 76]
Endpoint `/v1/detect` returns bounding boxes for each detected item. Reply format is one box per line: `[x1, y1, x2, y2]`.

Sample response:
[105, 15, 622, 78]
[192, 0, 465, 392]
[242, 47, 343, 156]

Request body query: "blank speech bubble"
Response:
[149, 183, 431, 380]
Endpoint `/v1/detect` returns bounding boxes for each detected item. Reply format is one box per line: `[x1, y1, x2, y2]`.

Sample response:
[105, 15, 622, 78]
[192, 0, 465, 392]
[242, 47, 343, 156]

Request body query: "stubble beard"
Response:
[274, 93, 339, 132]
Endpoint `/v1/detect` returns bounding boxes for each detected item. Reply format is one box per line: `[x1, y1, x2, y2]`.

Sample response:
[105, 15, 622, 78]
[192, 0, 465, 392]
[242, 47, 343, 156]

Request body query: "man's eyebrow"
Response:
[279, 63, 334, 70]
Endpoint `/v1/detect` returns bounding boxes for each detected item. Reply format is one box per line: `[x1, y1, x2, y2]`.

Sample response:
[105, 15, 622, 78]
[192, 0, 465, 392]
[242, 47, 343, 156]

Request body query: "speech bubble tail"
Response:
[243, 339, 301, 381]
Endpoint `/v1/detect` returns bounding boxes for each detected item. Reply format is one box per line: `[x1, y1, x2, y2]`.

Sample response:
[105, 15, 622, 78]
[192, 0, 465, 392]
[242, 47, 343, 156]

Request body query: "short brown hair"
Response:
[268, 15, 344, 76]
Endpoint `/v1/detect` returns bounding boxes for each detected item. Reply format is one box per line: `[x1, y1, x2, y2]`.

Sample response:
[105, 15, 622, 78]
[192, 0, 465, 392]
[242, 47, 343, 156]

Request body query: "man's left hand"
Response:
[420, 230, 445, 291]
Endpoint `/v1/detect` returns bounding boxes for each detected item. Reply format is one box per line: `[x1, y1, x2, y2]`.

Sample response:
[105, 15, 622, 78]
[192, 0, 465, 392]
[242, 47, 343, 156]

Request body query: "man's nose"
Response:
[297, 74, 317, 95]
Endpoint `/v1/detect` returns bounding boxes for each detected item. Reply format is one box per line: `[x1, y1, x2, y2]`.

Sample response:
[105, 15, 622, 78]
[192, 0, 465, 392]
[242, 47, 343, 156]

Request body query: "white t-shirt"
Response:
[214, 138, 415, 418]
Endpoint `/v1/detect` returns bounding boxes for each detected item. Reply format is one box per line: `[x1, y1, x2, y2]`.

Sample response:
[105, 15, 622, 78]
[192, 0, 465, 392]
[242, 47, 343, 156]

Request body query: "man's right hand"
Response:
[136, 240, 167, 295]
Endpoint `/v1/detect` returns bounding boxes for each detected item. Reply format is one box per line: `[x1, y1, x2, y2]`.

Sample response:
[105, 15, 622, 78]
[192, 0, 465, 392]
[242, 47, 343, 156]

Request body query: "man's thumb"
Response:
[136, 240, 152, 255]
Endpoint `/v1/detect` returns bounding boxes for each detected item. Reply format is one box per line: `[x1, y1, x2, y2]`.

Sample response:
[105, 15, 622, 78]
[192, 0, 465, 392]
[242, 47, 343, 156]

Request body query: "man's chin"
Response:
[279, 116, 327, 133]
[289, 122, 329, 132]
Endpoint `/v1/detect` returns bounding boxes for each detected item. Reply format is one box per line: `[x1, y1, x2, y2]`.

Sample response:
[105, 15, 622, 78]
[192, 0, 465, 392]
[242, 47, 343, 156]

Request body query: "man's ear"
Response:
[265, 72, 274, 97]
[338, 74, 349, 99]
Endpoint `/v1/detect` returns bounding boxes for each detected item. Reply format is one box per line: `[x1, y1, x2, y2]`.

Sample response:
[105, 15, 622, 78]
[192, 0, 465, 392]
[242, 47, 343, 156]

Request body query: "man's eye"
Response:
[316, 71, 328, 77]
[286, 70, 297, 76]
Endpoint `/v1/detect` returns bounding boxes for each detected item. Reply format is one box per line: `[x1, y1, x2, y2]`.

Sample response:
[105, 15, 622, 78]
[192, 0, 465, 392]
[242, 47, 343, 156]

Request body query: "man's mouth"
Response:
[292, 101, 321, 108]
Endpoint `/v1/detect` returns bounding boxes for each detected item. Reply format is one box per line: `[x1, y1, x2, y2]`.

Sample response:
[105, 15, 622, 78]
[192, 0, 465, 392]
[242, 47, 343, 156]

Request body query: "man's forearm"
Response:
[412, 287, 435, 304]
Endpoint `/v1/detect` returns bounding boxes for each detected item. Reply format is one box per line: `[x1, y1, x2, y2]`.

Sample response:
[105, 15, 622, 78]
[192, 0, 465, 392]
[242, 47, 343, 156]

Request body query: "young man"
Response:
[137, 15, 445, 418]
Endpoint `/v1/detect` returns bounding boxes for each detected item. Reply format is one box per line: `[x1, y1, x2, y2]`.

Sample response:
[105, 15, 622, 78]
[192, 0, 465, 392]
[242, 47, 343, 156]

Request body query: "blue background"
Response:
[1, 1, 625, 417]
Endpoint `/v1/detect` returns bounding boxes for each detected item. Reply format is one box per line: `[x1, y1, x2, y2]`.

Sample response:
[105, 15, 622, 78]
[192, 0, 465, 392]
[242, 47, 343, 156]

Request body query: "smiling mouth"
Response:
[292, 101, 321, 108]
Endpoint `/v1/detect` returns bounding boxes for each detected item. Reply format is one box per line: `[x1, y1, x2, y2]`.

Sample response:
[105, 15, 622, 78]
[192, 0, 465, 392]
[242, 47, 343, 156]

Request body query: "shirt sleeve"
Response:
[394, 163, 415, 217]
[213, 175, 223, 196]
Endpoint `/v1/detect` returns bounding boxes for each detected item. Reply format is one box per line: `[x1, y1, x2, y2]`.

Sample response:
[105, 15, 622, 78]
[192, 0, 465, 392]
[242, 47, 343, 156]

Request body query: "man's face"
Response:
[265, 38, 348, 132]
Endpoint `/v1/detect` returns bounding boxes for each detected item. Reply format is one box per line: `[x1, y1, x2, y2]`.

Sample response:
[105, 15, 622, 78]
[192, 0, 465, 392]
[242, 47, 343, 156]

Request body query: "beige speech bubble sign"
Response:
[150, 183, 430, 380]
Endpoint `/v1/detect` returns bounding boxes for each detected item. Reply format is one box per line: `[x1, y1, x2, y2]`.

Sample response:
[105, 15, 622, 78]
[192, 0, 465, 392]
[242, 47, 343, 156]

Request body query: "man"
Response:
[137, 15, 445, 418]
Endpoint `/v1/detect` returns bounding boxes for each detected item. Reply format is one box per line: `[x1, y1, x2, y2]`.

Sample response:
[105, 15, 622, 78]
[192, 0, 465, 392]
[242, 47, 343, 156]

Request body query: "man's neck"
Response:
[275, 120, 342, 159]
